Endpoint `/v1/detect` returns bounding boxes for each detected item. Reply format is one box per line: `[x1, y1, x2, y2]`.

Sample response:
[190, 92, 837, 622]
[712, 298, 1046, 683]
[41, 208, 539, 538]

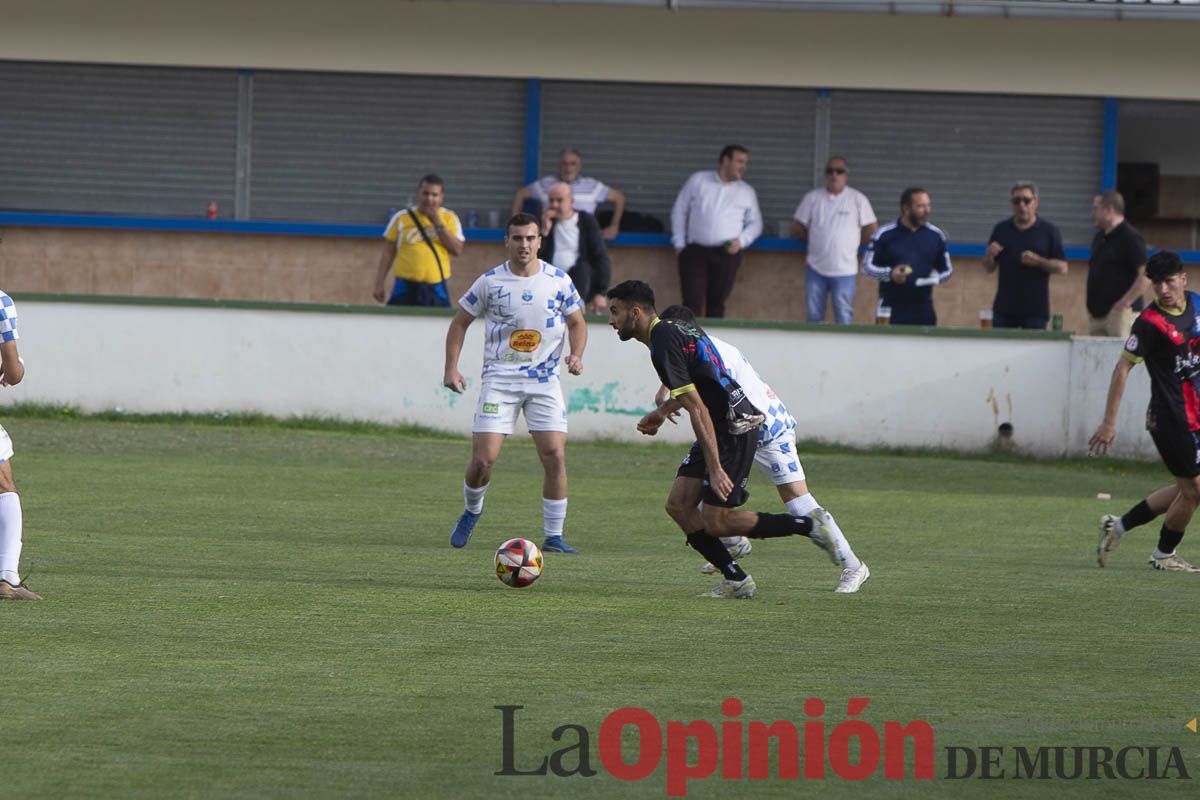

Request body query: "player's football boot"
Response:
[1097, 514, 1122, 568]
[700, 538, 752, 573]
[808, 508, 842, 566]
[0, 580, 43, 600]
[697, 575, 757, 599]
[1147, 552, 1200, 572]
[541, 536, 579, 554]
[449, 510, 481, 548]
[835, 562, 870, 594]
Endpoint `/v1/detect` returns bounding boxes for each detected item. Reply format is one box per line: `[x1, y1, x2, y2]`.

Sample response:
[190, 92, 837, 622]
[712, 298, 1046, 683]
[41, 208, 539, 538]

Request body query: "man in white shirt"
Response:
[511, 148, 626, 240]
[670, 144, 763, 319]
[792, 157, 877, 325]
[444, 214, 588, 554]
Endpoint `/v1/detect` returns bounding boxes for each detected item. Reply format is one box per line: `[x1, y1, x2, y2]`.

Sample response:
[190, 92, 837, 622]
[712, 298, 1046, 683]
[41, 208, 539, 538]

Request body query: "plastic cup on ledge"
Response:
[980, 310, 993, 329]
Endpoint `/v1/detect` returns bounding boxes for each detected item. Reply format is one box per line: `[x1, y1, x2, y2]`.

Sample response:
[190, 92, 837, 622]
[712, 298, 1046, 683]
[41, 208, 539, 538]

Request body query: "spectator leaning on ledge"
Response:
[538, 182, 612, 314]
[670, 144, 763, 319]
[373, 174, 465, 307]
[1086, 190, 1149, 338]
[511, 148, 626, 240]
[862, 187, 952, 326]
[792, 156, 877, 325]
[981, 181, 1068, 330]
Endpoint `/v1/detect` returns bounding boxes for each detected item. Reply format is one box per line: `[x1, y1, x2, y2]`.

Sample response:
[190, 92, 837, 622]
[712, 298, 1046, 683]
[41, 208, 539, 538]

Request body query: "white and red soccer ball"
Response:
[494, 538, 543, 588]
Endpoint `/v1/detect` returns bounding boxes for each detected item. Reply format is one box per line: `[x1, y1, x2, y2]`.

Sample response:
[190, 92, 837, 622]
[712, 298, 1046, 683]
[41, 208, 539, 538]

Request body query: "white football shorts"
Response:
[0, 424, 13, 463]
[754, 430, 805, 486]
[472, 379, 568, 435]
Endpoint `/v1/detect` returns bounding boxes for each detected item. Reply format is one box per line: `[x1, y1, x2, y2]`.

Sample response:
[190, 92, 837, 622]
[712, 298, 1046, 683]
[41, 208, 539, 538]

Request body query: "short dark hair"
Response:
[1145, 250, 1184, 282]
[901, 187, 928, 208]
[719, 144, 748, 162]
[660, 304, 696, 322]
[827, 155, 849, 169]
[506, 212, 541, 235]
[418, 173, 444, 189]
[607, 280, 656, 311]
[1096, 190, 1125, 215]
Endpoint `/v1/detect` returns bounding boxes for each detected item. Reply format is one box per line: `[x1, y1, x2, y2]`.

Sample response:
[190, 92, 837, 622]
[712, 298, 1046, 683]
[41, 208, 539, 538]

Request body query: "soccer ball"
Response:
[495, 538, 543, 588]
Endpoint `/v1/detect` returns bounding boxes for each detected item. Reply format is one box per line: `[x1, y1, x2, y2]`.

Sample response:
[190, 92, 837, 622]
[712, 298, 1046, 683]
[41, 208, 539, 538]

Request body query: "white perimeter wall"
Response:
[1, 301, 1156, 460]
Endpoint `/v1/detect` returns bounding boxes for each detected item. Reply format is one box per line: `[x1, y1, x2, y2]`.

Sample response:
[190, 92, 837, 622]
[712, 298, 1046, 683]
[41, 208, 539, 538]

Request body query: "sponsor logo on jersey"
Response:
[1125, 334, 1138, 352]
[482, 402, 500, 414]
[521, 290, 534, 302]
[510, 330, 542, 352]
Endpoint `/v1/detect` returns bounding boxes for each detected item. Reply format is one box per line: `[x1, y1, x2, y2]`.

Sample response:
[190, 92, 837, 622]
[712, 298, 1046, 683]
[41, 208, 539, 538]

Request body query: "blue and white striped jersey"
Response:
[459, 261, 583, 385]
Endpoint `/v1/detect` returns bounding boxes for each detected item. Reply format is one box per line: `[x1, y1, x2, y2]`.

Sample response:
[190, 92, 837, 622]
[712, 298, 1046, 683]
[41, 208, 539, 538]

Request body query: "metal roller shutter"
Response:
[541, 81, 816, 234]
[830, 90, 1102, 245]
[0, 60, 238, 217]
[250, 71, 525, 224]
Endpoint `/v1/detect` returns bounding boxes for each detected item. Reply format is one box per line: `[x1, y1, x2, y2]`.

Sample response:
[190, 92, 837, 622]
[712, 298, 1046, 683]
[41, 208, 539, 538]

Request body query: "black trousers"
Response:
[678, 244, 742, 318]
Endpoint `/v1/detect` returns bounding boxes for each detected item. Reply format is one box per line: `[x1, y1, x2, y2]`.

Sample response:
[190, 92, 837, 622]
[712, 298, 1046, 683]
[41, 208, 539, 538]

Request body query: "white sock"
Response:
[787, 492, 819, 516]
[1115, 518, 1127, 535]
[787, 493, 861, 570]
[464, 482, 488, 515]
[1152, 548, 1174, 560]
[0, 492, 23, 585]
[543, 497, 567, 538]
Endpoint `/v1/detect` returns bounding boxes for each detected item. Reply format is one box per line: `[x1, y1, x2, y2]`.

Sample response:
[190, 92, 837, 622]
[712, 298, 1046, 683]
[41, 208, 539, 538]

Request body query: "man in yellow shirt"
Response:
[373, 174, 466, 306]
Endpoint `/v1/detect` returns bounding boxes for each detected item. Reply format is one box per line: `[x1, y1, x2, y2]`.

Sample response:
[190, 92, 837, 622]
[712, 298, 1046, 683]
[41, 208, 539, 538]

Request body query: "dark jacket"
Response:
[538, 211, 611, 302]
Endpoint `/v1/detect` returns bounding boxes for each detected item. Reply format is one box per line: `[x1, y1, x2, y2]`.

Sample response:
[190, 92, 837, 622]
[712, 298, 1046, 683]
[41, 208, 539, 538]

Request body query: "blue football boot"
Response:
[541, 536, 579, 554]
[450, 510, 481, 548]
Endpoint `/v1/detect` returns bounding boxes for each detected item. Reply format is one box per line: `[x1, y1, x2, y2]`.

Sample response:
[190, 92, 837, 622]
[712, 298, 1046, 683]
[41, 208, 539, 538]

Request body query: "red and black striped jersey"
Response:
[1123, 291, 1200, 431]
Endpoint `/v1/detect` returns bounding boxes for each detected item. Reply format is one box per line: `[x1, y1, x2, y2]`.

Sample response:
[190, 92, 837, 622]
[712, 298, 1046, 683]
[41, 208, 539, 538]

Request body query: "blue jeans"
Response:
[805, 266, 857, 324]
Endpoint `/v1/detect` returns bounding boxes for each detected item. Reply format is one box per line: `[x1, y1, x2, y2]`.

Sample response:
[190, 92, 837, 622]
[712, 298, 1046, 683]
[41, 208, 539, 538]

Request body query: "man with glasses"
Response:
[511, 148, 626, 240]
[792, 157, 877, 324]
[981, 181, 1068, 329]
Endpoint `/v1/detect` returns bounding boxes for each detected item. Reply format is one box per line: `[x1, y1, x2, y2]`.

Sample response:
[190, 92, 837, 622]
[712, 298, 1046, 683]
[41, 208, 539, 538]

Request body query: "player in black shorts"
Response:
[1089, 250, 1200, 572]
[606, 280, 837, 598]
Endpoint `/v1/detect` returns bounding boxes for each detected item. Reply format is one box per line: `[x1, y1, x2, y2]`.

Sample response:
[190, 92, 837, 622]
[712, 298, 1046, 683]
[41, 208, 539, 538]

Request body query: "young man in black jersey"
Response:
[1089, 250, 1200, 572]
[606, 280, 836, 598]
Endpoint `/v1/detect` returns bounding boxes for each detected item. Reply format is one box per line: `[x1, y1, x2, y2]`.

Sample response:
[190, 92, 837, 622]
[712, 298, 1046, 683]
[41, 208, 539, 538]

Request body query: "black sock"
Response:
[745, 513, 813, 539]
[686, 531, 748, 582]
[1157, 524, 1185, 554]
[1121, 500, 1156, 532]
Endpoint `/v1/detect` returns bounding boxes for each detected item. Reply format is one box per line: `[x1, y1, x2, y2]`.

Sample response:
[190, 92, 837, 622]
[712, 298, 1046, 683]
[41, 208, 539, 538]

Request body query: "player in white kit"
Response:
[0, 290, 41, 600]
[444, 214, 588, 553]
[649, 305, 869, 593]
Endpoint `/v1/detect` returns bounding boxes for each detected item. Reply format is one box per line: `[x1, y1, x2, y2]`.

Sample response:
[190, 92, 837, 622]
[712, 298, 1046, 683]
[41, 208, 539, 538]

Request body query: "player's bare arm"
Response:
[1089, 357, 1136, 454]
[372, 239, 398, 303]
[443, 309, 475, 392]
[676, 389, 732, 501]
[0, 341, 24, 387]
[564, 309, 587, 375]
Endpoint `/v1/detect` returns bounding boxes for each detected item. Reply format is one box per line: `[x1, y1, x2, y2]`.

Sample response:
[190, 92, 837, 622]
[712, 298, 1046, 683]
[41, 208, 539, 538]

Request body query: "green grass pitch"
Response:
[2, 415, 1196, 798]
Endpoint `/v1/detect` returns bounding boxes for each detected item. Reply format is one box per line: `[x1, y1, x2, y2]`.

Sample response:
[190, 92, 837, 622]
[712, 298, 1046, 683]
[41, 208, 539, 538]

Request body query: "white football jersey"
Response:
[708, 334, 797, 444]
[459, 260, 583, 385]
